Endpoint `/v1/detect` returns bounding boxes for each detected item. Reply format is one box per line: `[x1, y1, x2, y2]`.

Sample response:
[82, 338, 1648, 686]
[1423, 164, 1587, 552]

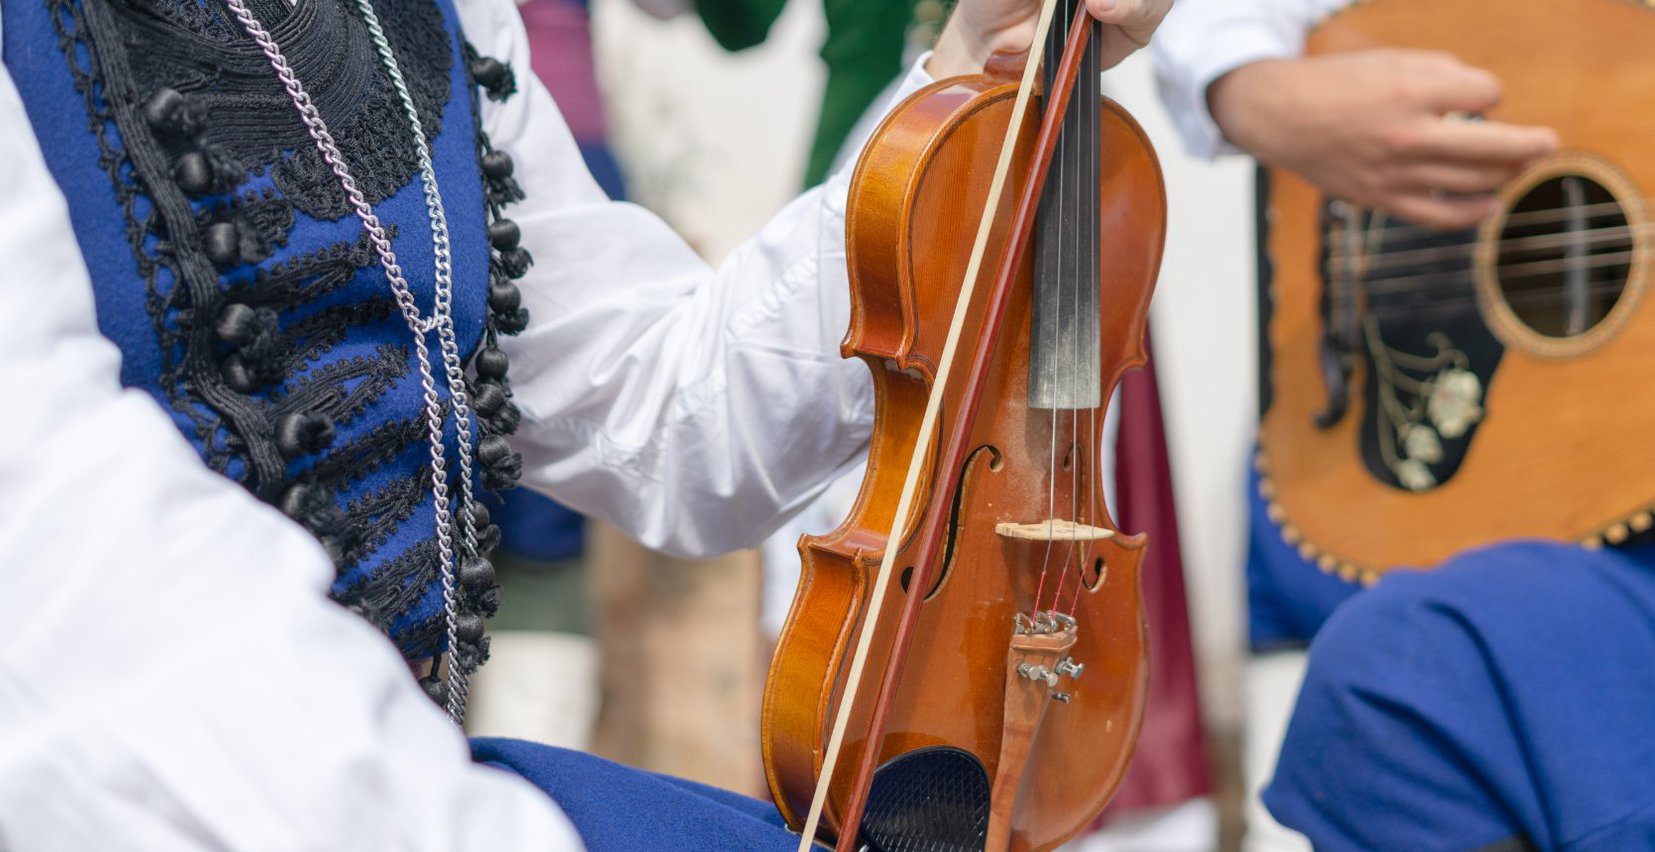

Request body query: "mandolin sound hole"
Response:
[860, 746, 991, 852]
[1487, 174, 1633, 345]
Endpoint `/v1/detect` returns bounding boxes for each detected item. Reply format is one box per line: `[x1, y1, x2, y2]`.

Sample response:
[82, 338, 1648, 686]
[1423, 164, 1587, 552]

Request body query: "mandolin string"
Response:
[1356, 225, 1637, 275]
[1343, 221, 1646, 279]
[1372, 197, 1655, 243]
[1360, 280, 1639, 320]
[1350, 248, 1637, 307]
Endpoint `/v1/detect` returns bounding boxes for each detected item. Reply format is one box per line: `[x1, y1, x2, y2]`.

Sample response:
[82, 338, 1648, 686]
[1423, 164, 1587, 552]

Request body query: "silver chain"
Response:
[225, 0, 478, 723]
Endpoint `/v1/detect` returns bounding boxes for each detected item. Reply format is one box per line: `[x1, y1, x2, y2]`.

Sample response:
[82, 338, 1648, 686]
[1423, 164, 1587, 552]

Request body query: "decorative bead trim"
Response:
[1257, 440, 1655, 584]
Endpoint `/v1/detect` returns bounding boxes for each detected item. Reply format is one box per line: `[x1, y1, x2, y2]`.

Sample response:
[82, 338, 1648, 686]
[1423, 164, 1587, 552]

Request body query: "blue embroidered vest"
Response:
[2, 0, 530, 675]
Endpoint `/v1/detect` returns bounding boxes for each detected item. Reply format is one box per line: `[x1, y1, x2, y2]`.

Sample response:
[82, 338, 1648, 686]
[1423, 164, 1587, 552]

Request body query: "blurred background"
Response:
[464, 1, 1271, 849]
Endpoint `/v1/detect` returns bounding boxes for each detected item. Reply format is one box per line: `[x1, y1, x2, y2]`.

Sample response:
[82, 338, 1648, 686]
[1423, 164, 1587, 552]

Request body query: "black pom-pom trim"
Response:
[477, 523, 502, 554]
[495, 248, 532, 281]
[143, 87, 209, 144]
[276, 411, 337, 457]
[456, 633, 492, 672]
[493, 308, 530, 336]
[474, 346, 510, 380]
[469, 56, 517, 102]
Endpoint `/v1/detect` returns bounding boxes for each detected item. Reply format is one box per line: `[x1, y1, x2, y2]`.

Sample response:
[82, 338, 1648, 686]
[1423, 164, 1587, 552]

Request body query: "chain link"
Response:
[225, 0, 478, 723]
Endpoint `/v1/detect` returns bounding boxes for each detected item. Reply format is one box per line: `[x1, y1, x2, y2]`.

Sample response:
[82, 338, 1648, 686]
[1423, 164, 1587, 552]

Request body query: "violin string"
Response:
[1050, 0, 1080, 618]
[1032, 0, 1067, 621]
[1070, 24, 1098, 621]
[1054, 0, 1086, 619]
[1066, 16, 1098, 619]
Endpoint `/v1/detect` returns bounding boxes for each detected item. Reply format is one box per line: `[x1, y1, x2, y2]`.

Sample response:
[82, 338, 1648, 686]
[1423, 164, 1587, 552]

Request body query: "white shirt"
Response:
[0, 0, 931, 847]
[1151, 0, 1353, 159]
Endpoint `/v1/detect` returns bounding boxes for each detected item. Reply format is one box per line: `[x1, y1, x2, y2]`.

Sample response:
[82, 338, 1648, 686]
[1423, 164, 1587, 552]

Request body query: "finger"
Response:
[1409, 57, 1504, 114]
[1383, 191, 1503, 231]
[1395, 120, 1559, 167]
[1087, 0, 1168, 31]
[1389, 160, 1524, 196]
[1090, 0, 1169, 68]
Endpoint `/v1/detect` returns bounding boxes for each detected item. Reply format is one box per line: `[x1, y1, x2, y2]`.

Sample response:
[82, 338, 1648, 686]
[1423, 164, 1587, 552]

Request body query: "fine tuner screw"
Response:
[1055, 657, 1084, 679]
[1018, 663, 1058, 686]
[1052, 692, 1072, 703]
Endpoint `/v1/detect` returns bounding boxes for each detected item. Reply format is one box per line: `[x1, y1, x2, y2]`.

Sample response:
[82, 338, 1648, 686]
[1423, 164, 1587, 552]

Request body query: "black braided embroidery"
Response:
[48, 0, 494, 670]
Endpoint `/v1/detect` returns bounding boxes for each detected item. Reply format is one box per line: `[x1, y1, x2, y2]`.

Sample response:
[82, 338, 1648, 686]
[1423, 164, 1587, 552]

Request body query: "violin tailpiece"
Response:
[983, 617, 1082, 851]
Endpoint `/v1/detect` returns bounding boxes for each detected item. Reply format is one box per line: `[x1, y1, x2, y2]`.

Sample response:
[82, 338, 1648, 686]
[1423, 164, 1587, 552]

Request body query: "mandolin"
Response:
[1258, 0, 1655, 581]
[760, 1, 1166, 850]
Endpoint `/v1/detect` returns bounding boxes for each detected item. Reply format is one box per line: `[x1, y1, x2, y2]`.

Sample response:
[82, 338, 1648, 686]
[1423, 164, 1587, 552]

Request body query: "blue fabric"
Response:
[471, 738, 799, 851]
[1245, 468, 1366, 650]
[492, 490, 584, 561]
[1265, 540, 1655, 850]
[4, 0, 493, 655]
[577, 141, 626, 202]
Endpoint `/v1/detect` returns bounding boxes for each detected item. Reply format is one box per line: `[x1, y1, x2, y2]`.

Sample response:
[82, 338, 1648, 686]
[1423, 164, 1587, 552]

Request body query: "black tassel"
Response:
[275, 411, 336, 457]
[469, 56, 517, 102]
[174, 152, 214, 196]
[487, 219, 521, 250]
[477, 523, 502, 554]
[203, 221, 241, 268]
[143, 87, 209, 144]
[456, 633, 492, 673]
[471, 380, 508, 417]
[469, 584, 501, 618]
[459, 555, 496, 592]
[216, 304, 284, 390]
[200, 143, 247, 195]
[477, 434, 522, 490]
[474, 346, 510, 380]
[493, 308, 529, 336]
[489, 399, 522, 436]
[495, 248, 532, 281]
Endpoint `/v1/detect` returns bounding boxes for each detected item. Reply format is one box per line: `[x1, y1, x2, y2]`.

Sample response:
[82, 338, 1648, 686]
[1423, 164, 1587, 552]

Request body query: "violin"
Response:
[760, 2, 1167, 850]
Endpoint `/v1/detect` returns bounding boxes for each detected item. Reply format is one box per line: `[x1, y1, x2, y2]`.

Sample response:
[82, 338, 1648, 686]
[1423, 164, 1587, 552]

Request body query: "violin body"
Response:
[1259, 0, 1655, 580]
[761, 56, 1166, 851]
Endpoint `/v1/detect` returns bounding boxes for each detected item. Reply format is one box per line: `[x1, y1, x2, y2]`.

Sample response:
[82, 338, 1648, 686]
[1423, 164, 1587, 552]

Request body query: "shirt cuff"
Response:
[1152, 22, 1305, 160]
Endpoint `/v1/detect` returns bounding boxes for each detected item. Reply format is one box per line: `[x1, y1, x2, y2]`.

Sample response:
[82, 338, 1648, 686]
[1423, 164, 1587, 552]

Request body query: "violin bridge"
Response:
[994, 519, 1114, 542]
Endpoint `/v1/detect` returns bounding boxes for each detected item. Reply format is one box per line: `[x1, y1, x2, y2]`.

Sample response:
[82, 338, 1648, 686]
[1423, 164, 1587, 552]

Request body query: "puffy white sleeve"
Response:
[0, 38, 583, 852]
[458, 0, 933, 558]
[1151, 0, 1353, 159]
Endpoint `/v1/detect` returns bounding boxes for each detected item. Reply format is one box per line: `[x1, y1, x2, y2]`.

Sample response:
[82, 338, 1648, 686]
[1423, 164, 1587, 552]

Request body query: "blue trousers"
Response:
[1266, 541, 1655, 849]
[473, 738, 800, 850]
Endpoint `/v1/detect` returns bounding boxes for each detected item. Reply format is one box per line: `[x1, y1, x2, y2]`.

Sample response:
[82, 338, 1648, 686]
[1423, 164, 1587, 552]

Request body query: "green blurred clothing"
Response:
[694, 0, 920, 185]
